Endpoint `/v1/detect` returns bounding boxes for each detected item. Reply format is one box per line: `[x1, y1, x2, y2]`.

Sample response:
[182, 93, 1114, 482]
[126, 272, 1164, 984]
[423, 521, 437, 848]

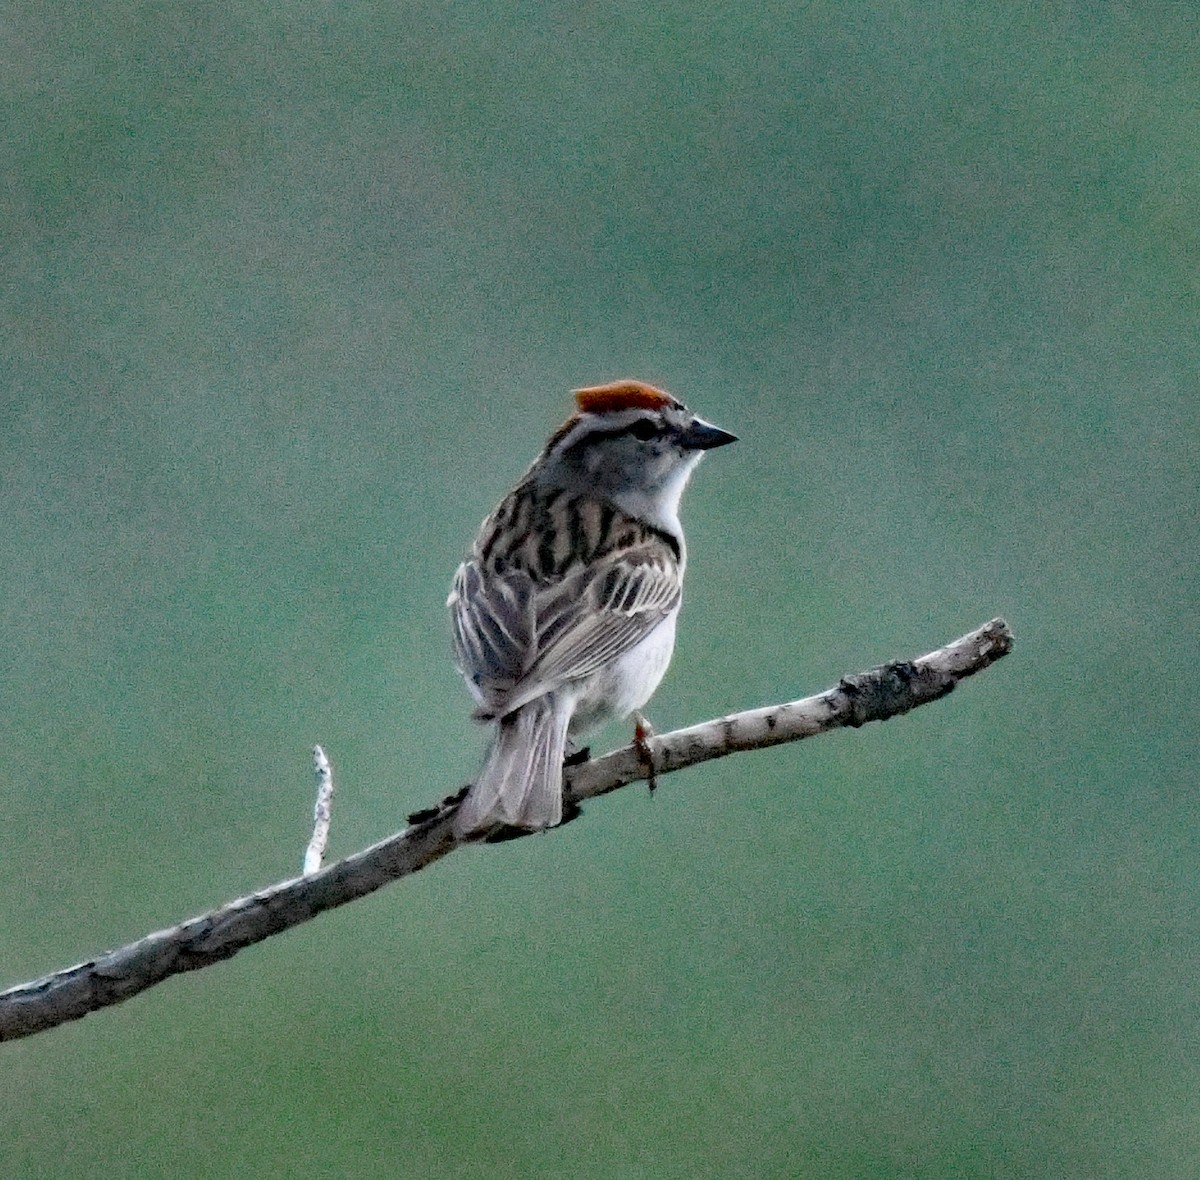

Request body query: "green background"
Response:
[2, 2, 1196, 1176]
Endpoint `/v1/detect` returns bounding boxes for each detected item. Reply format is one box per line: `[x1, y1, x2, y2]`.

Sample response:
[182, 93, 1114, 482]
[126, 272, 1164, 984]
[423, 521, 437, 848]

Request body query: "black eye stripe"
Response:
[558, 419, 664, 458]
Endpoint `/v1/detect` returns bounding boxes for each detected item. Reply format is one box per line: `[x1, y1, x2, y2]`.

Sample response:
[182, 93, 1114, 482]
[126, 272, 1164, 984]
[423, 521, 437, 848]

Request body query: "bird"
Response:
[447, 380, 736, 838]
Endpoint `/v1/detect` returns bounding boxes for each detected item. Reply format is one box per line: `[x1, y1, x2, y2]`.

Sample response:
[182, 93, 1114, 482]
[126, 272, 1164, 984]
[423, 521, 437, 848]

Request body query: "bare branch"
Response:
[0, 617, 1012, 1042]
[303, 745, 335, 875]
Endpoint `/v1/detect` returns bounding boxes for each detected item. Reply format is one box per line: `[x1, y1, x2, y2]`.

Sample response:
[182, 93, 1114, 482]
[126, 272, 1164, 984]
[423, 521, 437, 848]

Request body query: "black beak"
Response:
[681, 417, 738, 451]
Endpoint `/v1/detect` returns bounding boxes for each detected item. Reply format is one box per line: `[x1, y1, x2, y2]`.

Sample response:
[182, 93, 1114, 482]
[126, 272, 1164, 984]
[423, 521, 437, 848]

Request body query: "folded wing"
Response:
[450, 527, 680, 719]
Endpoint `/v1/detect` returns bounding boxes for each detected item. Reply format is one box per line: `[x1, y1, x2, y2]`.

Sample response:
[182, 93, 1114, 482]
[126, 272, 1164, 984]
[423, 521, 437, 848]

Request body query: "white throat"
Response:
[608, 451, 704, 540]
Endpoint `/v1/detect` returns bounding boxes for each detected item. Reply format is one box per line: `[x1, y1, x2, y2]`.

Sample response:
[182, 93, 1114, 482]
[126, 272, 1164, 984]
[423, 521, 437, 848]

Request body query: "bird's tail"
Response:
[454, 696, 572, 838]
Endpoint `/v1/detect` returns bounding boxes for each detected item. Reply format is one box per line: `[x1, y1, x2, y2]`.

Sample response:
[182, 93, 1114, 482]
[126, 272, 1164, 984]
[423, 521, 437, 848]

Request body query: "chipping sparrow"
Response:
[448, 380, 736, 837]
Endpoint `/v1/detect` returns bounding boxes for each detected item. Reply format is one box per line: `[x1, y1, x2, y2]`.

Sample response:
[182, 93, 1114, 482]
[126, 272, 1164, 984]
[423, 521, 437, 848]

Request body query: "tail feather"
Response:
[455, 697, 572, 837]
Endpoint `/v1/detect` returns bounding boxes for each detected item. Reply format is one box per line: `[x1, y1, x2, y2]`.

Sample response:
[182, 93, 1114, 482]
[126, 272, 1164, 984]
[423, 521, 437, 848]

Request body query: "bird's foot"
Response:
[633, 712, 658, 793]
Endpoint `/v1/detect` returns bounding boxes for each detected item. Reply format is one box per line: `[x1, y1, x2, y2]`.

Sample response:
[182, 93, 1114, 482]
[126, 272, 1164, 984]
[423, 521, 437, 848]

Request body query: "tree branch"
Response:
[0, 617, 1012, 1042]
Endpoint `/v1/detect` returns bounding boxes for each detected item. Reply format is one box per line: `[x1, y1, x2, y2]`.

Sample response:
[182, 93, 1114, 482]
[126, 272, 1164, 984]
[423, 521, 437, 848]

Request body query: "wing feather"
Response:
[449, 562, 536, 697]
[528, 552, 679, 688]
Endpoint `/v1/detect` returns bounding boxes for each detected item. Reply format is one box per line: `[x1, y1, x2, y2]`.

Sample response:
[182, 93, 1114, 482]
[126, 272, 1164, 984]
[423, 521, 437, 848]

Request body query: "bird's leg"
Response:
[633, 711, 658, 793]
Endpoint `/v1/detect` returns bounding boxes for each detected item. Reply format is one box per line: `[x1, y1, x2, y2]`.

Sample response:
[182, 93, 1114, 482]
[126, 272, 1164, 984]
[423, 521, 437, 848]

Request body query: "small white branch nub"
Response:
[303, 745, 335, 875]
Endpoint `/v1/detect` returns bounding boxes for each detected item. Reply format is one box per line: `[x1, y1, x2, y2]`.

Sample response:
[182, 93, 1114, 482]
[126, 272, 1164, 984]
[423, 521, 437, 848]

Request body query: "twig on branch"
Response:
[303, 745, 335, 875]
[0, 617, 1012, 1043]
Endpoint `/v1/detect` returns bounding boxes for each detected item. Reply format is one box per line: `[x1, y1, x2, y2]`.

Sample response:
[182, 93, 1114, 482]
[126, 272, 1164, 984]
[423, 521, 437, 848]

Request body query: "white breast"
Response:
[568, 608, 680, 737]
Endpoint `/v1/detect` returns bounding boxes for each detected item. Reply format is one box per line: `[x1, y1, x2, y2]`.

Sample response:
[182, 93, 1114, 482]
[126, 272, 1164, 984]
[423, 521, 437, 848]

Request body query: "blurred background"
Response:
[2, 2, 1196, 1176]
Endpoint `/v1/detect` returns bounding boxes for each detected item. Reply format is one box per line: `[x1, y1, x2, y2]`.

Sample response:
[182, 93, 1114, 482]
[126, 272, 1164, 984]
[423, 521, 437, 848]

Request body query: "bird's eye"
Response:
[630, 420, 658, 441]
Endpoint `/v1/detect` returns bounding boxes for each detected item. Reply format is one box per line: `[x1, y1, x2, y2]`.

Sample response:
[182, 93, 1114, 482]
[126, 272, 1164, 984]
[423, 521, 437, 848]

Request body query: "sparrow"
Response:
[448, 380, 736, 836]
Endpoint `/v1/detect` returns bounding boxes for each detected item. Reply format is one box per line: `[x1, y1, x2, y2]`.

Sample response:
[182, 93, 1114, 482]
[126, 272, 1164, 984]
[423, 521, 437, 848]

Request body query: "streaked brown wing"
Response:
[448, 559, 536, 697]
[449, 532, 680, 717]
[527, 544, 680, 689]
